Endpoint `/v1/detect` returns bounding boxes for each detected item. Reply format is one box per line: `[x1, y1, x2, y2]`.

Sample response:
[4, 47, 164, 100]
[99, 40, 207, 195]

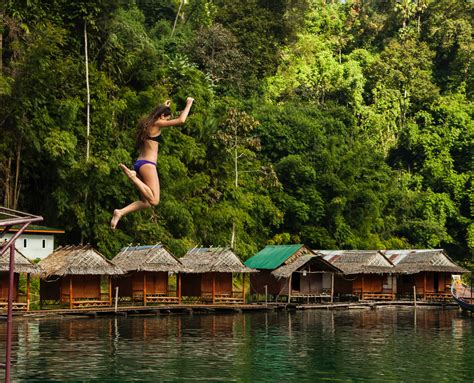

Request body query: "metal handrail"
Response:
[0, 207, 43, 383]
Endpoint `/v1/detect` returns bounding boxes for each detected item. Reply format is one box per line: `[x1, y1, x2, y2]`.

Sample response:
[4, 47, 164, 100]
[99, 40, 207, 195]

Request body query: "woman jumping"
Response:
[110, 97, 194, 229]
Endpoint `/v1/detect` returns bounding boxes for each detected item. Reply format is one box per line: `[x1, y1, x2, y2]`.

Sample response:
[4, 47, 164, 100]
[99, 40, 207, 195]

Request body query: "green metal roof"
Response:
[244, 244, 304, 269]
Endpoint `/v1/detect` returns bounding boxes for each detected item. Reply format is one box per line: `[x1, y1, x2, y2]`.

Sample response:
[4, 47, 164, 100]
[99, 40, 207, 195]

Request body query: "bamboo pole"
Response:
[178, 273, 182, 304]
[26, 273, 30, 311]
[413, 285, 417, 307]
[242, 273, 246, 303]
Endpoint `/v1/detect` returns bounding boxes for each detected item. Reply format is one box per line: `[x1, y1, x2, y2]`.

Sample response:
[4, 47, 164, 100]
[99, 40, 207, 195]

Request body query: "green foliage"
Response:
[0, 0, 471, 264]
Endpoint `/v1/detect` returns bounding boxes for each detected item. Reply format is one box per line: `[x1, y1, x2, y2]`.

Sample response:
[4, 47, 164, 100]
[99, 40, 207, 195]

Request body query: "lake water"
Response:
[2, 307, 473, 381]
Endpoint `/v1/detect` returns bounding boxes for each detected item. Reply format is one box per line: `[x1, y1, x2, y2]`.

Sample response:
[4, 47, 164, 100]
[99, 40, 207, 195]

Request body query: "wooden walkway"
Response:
[12, 304, 282, 318]
[1, 300, 459, 319]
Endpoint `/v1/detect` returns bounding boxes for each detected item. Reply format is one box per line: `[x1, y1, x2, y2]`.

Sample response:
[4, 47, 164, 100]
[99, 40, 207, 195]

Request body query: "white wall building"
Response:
[3, 226, 64, 260]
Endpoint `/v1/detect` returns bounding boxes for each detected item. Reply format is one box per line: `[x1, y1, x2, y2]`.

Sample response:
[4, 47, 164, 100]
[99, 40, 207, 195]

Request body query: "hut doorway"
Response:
[291, 273, 300, 292]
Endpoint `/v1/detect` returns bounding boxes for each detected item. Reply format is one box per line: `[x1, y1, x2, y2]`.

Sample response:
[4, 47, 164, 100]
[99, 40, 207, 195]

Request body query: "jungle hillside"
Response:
[0, 0, 472, 262]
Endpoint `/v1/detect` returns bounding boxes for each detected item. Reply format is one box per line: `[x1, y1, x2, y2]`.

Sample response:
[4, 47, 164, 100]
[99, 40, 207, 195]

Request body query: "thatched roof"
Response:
[180, 247, 257, 273]
[383, 249, 469, 274]
[39, 245, 124, 277]
[272, 254, 342, 279]
[112, 244, 189, 273]
[318, 250, 394, 275]
[0, 247, 39, 274]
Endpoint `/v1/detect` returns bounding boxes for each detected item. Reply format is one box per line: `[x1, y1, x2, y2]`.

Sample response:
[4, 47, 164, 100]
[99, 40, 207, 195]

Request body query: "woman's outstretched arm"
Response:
[157, 97, 194, 127]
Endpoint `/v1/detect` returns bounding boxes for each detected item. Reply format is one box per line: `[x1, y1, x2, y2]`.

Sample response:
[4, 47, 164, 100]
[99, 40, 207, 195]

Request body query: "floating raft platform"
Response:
[2, 300, 459, 319]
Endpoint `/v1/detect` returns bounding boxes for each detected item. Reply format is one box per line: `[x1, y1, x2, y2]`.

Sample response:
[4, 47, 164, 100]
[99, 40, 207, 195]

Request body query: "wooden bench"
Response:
[362, 293, 394, 301]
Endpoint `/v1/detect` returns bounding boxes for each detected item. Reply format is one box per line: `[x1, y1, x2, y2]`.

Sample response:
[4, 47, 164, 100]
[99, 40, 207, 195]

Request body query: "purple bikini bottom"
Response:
[133, 160, 156, 173]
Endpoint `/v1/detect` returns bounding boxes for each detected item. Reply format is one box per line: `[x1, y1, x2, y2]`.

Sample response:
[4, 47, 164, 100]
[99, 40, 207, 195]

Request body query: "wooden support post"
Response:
[178, 273, 182, 304]
[143, 273, 147, 306]
[15, 274, 19, 302]
[212, 273, 216, 304]
[69, 276, 73, 309]
[413, 285, 417, 307]
[115, 287, 119, 312]
[242, 273, 246, 303]
[331, 273, 334, 304]
[108, 276, 112, 305]
[361, 275, 364, 299]
[288, 275, 292, 303]
[424, 273, 427, 300]
[26, 273, 31, 311]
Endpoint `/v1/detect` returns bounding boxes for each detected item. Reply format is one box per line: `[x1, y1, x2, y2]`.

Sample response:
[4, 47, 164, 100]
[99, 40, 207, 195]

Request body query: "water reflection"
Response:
[0, 308, 472, 381]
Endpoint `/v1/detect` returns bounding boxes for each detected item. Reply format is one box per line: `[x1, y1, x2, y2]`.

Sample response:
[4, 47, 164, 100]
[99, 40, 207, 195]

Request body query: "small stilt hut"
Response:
[180, 247, 256, 303]
[383, 249, 469, 301]
[245, 245, 341, 302]
[320, 250, 395, 301]
[112, 244, 189, 305]
[39, 245, 123, 308]
[0, 248, 39, 311]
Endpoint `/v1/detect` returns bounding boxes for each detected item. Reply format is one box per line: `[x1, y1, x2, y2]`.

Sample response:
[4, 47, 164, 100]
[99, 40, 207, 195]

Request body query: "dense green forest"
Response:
[0, 0, 472, 262]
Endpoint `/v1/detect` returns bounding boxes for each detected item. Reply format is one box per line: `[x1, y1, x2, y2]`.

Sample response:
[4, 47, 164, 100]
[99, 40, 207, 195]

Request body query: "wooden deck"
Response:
[1, 299, 458, 319]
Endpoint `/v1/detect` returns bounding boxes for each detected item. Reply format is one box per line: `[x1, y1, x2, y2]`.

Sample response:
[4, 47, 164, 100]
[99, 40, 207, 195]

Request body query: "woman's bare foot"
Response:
[119, 163, 137, 180]
[110, 209, 122, 230]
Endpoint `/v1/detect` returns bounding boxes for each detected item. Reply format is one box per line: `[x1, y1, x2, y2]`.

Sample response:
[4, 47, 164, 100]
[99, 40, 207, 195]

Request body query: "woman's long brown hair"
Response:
[135, 104, 171, 148]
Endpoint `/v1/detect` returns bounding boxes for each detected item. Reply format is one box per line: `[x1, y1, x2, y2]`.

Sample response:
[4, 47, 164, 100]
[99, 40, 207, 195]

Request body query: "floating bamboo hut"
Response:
[0, 247, 39, 311]
[112, 244, 189, 305]
[245, 245, 341, 302]
[319, 250, 395, 301]
[179, 247, 256, 303]
[383, 249, 469, 300]
[39, 245, 123, 308]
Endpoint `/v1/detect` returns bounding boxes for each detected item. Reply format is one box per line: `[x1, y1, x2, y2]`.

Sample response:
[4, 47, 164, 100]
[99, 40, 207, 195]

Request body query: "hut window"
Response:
[24, 239, 27, 248]
[42, 240, 46, 248]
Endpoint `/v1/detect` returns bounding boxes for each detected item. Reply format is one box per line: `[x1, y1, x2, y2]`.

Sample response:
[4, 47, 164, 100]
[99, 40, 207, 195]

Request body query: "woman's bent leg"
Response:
[111, 163, 160, 229]
[119, 164, 157, 204]
[138, 164, 160, 205]
[110, 200, 150, 229]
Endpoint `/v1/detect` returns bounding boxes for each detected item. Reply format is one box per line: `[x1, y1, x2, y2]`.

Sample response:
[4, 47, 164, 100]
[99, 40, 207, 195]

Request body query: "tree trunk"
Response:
[2, 139, 22, 209]
[84, 21, 91, 160]
[0, 13, 3, 74]
[3, 156, 11, 207]
[171, 0, 185, 37]
[13, 139, 22, 210]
